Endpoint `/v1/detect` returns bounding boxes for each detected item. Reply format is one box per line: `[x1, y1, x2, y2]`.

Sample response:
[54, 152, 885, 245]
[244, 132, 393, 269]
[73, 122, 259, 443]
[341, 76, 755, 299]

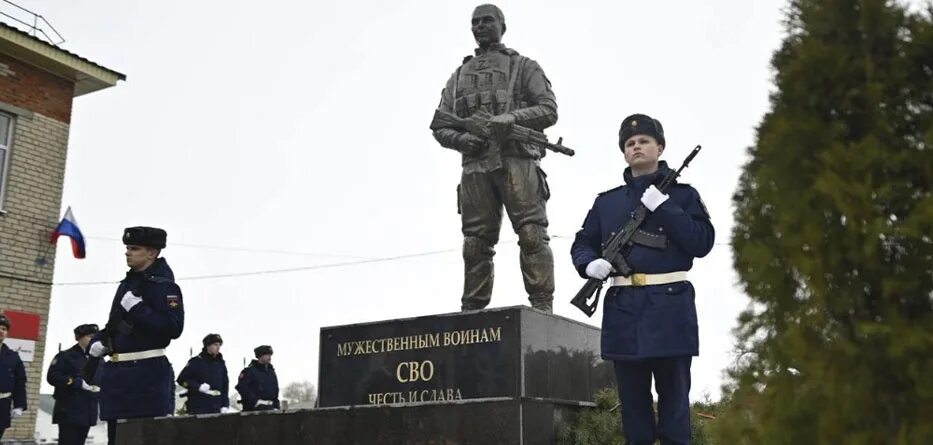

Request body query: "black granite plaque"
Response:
[318, 306, 612, 407]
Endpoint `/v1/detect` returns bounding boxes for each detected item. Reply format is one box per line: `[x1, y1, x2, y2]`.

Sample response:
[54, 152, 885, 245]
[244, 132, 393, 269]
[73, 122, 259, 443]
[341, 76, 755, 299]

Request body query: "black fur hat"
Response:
[619, 114, 665, 149]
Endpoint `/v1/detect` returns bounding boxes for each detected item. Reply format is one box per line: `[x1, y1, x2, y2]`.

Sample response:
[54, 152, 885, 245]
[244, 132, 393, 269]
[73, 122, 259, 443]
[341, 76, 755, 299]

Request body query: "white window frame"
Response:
[0, 111, 13, 212]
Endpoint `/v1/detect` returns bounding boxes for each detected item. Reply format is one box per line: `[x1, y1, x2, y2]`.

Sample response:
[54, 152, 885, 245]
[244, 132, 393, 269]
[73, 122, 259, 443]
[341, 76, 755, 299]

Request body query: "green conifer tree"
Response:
[718, 0, 933, 443]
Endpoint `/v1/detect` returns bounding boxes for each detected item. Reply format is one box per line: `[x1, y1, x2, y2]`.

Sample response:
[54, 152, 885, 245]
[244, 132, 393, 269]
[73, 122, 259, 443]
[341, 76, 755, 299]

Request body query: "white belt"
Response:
[0, 392, 10, 399]
[610, 271, 688, 287]
[111, 348, 165, 363]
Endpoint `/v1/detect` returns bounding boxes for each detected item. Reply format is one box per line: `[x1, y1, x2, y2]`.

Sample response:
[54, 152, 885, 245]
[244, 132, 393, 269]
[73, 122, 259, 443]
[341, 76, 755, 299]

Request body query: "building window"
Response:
[0, 111, 12, 211]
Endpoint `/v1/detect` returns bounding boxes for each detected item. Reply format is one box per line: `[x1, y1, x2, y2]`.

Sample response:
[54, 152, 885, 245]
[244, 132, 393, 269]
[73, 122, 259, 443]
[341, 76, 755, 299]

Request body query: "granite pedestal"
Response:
[118, 306, 612, 444]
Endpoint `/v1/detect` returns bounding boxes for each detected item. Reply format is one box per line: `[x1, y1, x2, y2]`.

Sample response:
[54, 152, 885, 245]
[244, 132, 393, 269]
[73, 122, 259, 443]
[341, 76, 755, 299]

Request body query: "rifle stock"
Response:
[570, 278, 604, 316]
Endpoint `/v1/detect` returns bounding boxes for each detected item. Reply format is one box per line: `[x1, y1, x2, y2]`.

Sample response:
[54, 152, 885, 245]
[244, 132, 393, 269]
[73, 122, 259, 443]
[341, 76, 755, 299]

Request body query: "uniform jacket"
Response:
[0, 343, 26, 429]
[177, 350, 229, 414]
[235, 360, 280, 411]
[96, 258, 183, 420]
[47, 344, 99, 426]
[571, 162, 714, 360]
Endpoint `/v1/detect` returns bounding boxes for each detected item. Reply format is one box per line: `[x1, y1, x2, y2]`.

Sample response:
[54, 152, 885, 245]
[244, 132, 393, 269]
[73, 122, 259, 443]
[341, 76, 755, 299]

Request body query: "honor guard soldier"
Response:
[571, 114, 714, 444]
[236, 345, 280, 412]
[177, 333, 230, 414]
[47, 324, 101, 445]
[88, 226, 184, 444]
[432, 4, 559, 312]
[0, 314, 26, 441]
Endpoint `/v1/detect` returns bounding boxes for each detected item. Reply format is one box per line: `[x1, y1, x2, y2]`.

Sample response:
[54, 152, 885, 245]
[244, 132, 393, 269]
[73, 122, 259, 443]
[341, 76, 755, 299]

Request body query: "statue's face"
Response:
[471, 6, 503, 46]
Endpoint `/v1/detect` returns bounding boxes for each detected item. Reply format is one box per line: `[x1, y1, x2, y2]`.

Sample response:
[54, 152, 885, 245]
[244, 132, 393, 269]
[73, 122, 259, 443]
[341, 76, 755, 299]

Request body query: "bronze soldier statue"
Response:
[431, 4, 558, 313]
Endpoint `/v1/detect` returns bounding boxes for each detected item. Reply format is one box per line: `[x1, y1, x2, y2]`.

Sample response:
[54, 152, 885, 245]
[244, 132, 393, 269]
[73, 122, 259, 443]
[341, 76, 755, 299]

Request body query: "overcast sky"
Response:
[10, 0, 790, 404]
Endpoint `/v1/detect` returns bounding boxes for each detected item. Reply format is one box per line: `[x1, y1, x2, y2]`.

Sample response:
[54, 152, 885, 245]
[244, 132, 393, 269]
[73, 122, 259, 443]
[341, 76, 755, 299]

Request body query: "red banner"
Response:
[2, 310, 41, 340]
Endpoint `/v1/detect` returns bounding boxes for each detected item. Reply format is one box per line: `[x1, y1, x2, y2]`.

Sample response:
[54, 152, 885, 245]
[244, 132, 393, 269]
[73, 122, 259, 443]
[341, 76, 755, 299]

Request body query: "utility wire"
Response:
[83, 236, 375, 260]
[51, 236, 732, 287]
[53, 248, 459, 286]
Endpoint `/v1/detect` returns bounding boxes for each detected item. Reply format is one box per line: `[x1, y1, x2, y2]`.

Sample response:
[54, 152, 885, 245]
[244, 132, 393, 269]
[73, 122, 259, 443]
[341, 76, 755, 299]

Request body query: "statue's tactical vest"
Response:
[453, 49, 539, 167]
[453, 50, 516, 118]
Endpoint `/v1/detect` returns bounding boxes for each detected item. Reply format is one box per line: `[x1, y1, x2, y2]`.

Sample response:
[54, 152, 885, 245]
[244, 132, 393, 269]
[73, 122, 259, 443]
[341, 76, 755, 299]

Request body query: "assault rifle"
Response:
[82, 306, 134, 381]
[430, 109, 575, 157]
[570, 145, 702, 317]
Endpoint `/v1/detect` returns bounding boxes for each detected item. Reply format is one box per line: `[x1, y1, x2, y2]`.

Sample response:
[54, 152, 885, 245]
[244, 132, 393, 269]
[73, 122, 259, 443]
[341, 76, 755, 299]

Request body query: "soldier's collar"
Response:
[623, 161, 672, 187]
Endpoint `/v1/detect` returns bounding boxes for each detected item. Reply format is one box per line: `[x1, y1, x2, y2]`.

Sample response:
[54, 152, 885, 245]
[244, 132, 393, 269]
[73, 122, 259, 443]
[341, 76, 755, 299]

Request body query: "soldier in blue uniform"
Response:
[87, 226, 184, 445]
[235, 345, 280, 412]
[47, 323, 101, 445]
[571, 114, 714, 445]
[0, 314, 27, 441]
[177, 333, 230, 414]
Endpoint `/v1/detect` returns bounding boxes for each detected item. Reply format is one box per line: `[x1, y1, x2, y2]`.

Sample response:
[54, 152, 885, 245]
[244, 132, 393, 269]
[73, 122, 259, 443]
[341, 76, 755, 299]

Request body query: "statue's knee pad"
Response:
[517, 225, 549, 252]
[463, 236, 495, 261]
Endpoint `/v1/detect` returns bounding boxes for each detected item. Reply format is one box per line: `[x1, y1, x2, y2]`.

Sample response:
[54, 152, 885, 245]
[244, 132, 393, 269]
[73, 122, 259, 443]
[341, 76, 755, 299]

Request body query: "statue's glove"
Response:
[456, 133, 488, 157]
[488, 113, 515, 141]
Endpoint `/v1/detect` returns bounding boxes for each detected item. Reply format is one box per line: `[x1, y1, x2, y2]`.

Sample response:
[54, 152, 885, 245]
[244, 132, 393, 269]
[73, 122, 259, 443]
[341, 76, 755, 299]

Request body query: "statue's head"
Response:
[472, 4, 505, 47]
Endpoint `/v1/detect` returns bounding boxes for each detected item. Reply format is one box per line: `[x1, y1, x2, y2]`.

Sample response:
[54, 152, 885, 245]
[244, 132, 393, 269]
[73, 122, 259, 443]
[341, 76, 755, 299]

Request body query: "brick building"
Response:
[0, 18, 123, 441]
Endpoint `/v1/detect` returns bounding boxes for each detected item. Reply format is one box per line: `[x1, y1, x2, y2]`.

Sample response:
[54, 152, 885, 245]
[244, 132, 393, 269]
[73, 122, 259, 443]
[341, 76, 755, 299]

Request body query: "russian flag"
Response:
[50, 206, 86, 259]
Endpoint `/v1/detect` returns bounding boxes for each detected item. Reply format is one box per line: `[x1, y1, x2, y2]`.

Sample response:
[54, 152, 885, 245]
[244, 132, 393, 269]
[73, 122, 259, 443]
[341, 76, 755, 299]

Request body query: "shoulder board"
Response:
[501, 48, 520, 57]
[461, 55, 474, 64]
[597, 184, 626, 196]
[148, 275, 175, 284]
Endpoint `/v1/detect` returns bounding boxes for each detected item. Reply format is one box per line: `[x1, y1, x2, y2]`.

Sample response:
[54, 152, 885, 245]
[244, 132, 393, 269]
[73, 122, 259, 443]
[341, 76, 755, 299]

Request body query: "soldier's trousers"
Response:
[459, 157, 555, 310]
[58, 423, 91, 445]
[614, 356, 692, 445]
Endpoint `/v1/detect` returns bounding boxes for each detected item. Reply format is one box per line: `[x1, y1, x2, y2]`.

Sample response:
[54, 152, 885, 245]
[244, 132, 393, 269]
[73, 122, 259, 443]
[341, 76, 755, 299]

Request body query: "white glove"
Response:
[120, 291, 143, 311]
[11, 407, 23, 418]
[255, 399, 273, 407]
[81, 380, 100, 393]
[88, 341, 108, 358]
[220, 406, 232, 414]
[641, 185, 670, 212]
[198, 383, 220, 396]
[585, 259, 614, 280]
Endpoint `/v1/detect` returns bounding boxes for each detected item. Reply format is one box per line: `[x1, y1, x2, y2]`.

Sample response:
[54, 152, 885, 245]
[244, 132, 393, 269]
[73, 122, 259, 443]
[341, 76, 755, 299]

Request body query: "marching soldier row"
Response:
[0, 227, 281, 445]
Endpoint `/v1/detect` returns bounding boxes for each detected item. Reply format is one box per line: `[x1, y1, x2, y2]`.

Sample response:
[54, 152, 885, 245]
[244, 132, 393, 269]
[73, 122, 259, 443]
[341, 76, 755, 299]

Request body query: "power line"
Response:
[83, 234, 728, 258]
[51, 236, 733, 287]
[53, 247, 459, 286]
[83, 236, 376, 260]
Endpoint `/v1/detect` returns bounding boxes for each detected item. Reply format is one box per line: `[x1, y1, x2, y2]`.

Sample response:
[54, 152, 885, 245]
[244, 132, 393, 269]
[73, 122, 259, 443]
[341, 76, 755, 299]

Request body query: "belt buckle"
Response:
[632, 273, 647, 286]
